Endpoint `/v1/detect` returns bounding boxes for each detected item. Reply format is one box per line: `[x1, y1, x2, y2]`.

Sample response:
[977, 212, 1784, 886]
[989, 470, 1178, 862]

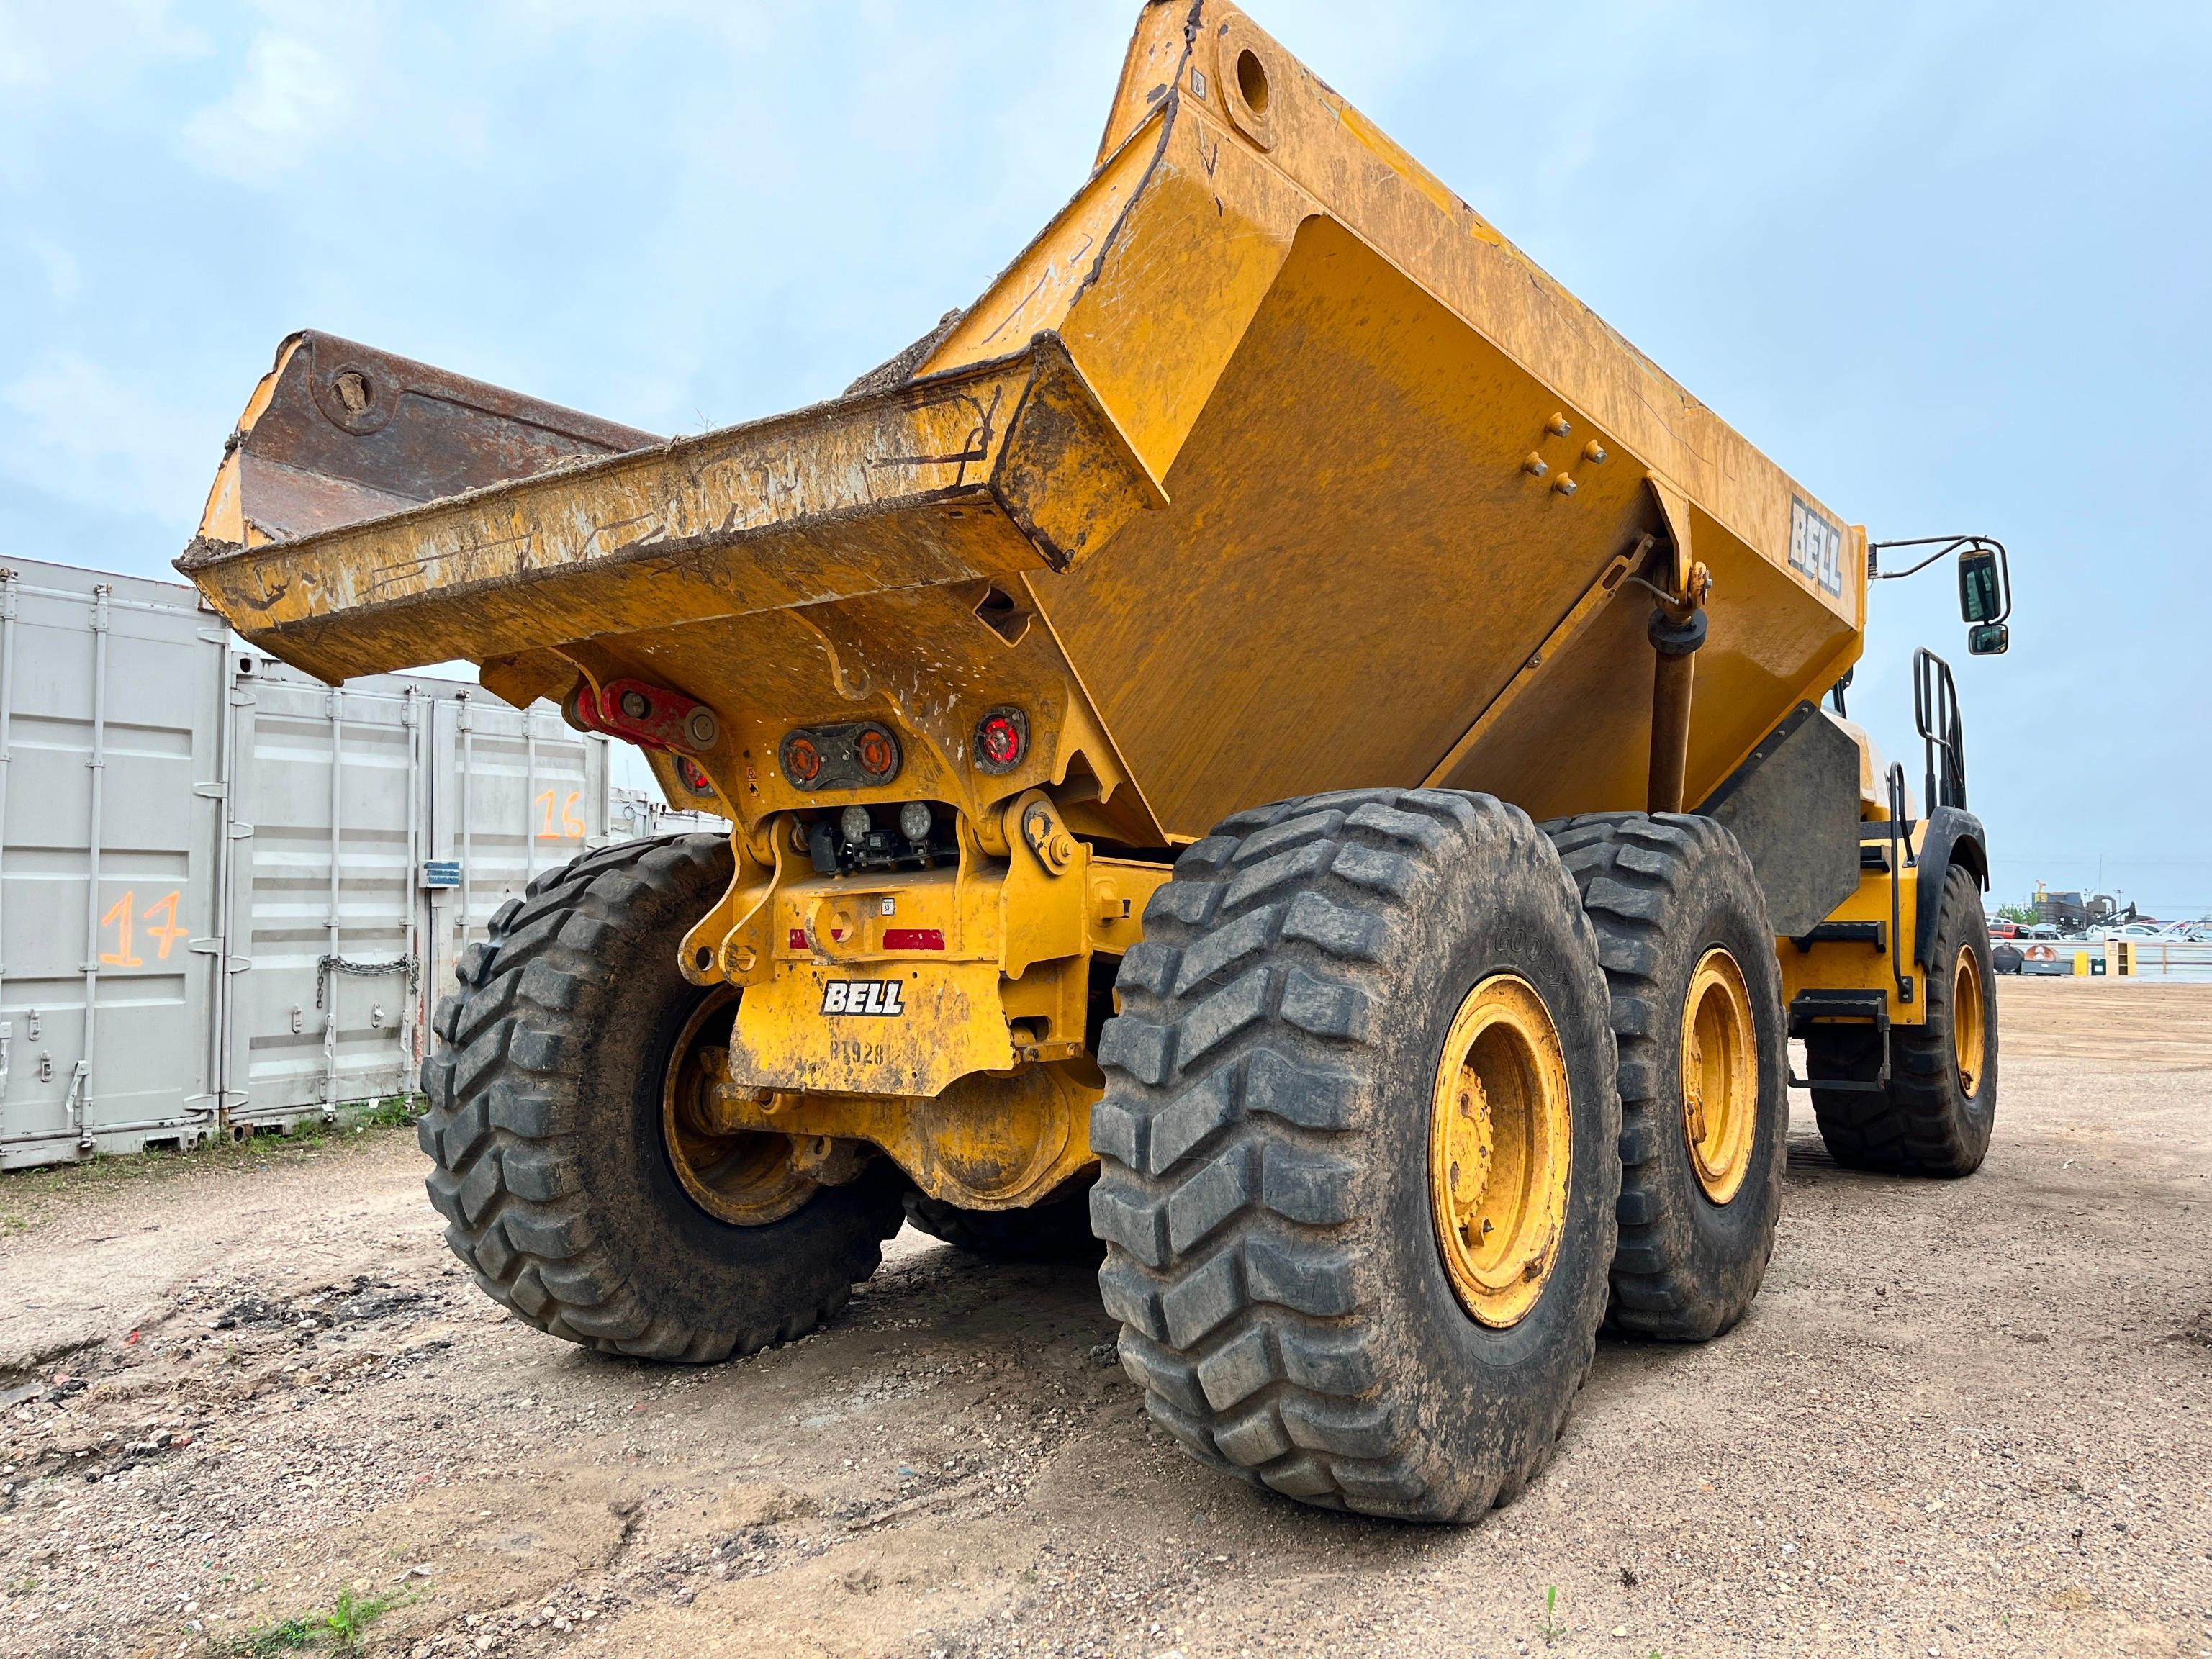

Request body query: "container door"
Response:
[223, 672, 426, 1125]
[0, 564, 220, 1169]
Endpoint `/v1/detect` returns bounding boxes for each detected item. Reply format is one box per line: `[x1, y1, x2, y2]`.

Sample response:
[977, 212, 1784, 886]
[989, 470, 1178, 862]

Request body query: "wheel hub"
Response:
[1429, 975, 1573, 1329]
[662, 987, 818, 1226]
[1952, 944, 1987, 1096]
[1681, 947, 1756, 1204]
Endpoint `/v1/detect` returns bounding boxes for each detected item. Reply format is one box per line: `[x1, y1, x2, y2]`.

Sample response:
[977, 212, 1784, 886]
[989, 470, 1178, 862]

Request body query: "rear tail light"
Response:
[779, 721, 902, 791]
[882, 929, 946, 951]
[975, 706, 1029, 774]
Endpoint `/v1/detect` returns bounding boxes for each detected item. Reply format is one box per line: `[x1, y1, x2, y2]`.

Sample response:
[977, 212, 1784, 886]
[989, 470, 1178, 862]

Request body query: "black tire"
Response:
[1089, 789, 1619, 1522]
[902, 1181, 1103, 1262]
[1542, 813, 1788, 1341]
[1807, 864, 1997, 1177]
[417, 835, 904, 1362]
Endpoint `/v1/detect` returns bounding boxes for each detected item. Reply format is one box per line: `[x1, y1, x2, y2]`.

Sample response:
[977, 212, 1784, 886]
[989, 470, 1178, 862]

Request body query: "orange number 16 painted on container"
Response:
[100, 890, 187, 967]
[536, 790, 585, 840]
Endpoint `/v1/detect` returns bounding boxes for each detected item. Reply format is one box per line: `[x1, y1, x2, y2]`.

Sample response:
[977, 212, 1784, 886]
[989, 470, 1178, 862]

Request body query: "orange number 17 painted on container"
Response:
[100, 890, 188, 968]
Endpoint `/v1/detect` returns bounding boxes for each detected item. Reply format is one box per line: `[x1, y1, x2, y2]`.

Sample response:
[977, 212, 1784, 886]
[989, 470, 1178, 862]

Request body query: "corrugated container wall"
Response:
[0, 556, 616, 1170]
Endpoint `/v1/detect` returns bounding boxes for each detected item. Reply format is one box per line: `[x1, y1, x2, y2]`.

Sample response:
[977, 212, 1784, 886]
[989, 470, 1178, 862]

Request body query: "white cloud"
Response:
[0, 0, 204, 91]
[0, 351, 212, 523]
[179, 20, 364, 185]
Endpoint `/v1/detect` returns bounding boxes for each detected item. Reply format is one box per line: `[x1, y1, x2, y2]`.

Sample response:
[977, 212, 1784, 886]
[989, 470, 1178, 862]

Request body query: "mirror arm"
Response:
[1867, 534, 2009, 603]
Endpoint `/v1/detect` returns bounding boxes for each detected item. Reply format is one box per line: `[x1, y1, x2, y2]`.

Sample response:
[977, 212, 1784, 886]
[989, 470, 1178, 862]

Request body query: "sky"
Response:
[3, 1, 2208, 913]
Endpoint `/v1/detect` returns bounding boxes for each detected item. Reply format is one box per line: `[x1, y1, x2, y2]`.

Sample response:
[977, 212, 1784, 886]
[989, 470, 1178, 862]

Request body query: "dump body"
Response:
[175, 3, 1927, 1215]
[181, 1, 1862, 846]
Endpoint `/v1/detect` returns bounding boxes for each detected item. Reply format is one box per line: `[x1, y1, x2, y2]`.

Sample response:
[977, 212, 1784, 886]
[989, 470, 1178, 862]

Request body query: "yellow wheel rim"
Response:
[1429, 975, 1574, 1329]
[1952, 944, 1987, 1097]
[662, 987, 816, 1226]
[1681, 947, 1757, 1205]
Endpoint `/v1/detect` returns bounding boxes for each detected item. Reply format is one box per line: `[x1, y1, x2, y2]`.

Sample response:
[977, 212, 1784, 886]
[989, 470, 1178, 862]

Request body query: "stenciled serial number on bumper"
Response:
[821, 980, 908, 1017]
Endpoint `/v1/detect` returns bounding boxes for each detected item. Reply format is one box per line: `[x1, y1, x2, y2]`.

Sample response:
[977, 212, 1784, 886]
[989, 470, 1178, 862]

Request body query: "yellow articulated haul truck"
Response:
[179, 4, 2013, 1522]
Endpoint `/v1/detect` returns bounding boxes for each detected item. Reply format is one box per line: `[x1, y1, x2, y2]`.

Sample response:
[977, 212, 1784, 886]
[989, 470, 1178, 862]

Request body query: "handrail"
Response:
[1885, 763, 1915, 1006]
[1913, 648, 1967, 811]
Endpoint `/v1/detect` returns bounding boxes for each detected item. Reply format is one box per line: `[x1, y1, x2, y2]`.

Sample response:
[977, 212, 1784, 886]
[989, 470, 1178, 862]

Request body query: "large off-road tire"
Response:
[902, 1181, 1103, 1262]
[417, 835, 904, 1362]
[1807, 864, 1997, 1177]
[1090, 790, 1619, 1523]
[1542, 813, 1788, 1341]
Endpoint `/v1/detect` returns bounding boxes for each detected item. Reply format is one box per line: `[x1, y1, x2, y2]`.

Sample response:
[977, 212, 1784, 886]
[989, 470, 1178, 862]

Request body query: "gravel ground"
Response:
[0, 976, 2207, 1659]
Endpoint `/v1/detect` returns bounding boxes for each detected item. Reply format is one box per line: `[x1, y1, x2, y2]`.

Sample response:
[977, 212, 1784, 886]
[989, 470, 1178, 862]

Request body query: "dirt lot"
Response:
[1, 977, 2207, 1659]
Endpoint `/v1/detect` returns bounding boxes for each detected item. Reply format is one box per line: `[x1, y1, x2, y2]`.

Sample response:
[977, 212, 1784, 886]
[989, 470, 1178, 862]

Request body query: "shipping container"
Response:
[0, 556, 616, 1169]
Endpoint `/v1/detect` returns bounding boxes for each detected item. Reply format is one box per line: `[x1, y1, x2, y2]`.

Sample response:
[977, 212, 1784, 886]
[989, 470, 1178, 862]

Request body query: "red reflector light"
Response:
[787, 928, 808, 950]
[975, 706, 1029, 774]
[882, 928, 946, 951]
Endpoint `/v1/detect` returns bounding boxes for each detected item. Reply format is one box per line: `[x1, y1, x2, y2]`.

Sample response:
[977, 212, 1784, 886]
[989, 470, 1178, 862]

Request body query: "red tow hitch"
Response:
[568, 677, 721, 754]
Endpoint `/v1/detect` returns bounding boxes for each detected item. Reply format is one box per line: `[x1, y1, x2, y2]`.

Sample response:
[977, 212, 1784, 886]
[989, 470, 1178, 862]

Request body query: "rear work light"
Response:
[975, 707, 1029, 774]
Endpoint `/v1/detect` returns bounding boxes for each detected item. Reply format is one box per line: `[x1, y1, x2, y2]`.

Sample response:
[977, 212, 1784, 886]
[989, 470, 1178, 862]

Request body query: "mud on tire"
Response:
[1543, 812, 1788, 1341]
[1090, 789, 1619, 1522]
[417, 835, 903, 1362]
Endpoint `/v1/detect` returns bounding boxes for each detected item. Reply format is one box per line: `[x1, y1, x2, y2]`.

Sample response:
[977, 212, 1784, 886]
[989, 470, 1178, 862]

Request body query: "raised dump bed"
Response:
[179, 2, 2003, 1524]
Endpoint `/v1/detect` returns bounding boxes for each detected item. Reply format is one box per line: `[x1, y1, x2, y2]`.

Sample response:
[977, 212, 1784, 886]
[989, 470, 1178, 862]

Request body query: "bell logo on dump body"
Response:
[822, 980, 906, 1017]
[1789, 496, 1846, 597]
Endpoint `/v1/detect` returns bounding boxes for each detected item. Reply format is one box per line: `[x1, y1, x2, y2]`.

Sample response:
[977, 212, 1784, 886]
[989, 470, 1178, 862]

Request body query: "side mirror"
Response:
[1959, 547, 2002, 623]
[1956, 541, 2010, 654]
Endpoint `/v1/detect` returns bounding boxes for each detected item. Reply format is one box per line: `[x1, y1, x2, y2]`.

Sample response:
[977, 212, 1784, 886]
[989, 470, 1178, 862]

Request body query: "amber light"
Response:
[882, 929, 946, 951]
[785, 736, 823, 787]
[857, 728, 897, 779]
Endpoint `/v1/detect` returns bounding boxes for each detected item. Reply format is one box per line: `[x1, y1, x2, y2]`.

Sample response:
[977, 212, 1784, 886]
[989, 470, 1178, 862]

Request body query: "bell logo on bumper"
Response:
[822, 980, 906, 1017]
